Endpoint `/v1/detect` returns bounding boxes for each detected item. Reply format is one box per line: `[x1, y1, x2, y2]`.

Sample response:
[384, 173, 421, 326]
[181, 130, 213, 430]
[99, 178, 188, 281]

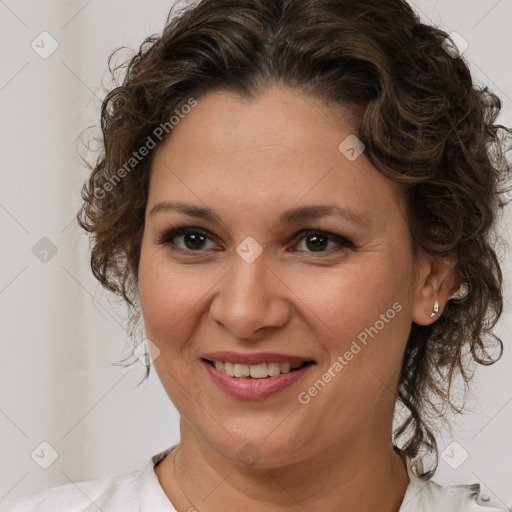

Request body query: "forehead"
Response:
[162, 86, 360, 155]
[148, 86, 405, 227]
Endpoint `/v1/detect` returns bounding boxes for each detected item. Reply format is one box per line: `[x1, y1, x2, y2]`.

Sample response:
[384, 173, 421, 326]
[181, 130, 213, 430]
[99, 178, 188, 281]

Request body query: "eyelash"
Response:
[156, 226, 353, 256]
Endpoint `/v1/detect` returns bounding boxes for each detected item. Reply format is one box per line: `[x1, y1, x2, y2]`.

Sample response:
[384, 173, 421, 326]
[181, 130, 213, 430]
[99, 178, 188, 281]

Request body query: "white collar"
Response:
[399, 456, 431, 510]
[137, 446, 178, 511]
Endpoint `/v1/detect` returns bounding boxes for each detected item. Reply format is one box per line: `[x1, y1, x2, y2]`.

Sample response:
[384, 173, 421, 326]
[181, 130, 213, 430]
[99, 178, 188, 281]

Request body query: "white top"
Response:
[1, 445, 510, 511]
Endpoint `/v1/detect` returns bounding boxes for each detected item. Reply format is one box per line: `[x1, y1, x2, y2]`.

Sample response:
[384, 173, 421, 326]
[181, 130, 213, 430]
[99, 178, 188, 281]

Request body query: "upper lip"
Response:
[201, 351, 315, 365]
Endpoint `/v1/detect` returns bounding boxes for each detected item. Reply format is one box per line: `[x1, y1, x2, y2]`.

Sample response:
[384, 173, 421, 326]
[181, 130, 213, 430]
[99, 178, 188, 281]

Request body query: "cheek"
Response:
[298, 269, 409, 420]
[138, 237, 185, 304]
[298, 258, 410, 385]
[138, 243, 194, 341]
[294, 260, 399, 334]
[139, 227, 240, 364]
[137, 244, 208, 399]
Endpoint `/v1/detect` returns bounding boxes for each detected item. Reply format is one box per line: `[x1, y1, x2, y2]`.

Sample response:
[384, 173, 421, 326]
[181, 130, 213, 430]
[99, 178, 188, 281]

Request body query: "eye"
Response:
[290, 229, 353, 256]
[156, 227, 218, 252]
[157, 226, 353, 256]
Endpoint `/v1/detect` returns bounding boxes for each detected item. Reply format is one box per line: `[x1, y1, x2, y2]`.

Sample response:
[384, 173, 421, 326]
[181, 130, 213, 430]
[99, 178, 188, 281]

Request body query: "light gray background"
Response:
[1, 0, 511, 505]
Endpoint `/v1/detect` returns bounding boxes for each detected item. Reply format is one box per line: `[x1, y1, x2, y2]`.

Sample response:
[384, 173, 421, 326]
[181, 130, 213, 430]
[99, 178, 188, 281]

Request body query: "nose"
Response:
[209, 248, 291, 340]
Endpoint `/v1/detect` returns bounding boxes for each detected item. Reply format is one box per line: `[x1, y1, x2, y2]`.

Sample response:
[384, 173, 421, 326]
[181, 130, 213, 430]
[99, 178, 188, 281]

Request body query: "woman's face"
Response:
[138, 86, 430, 467]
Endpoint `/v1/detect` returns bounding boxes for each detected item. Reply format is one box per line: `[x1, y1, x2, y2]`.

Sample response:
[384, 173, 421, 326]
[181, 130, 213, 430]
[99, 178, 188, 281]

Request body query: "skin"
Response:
[138, 85, 459, 512]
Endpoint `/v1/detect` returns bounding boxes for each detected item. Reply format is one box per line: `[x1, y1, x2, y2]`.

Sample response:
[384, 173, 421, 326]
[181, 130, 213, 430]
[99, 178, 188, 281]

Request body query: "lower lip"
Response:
[201, 359, 315, 400]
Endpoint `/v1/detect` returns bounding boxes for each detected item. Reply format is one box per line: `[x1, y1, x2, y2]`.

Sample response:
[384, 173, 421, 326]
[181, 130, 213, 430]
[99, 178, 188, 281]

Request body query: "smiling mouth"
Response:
[202, 358, 316, 379]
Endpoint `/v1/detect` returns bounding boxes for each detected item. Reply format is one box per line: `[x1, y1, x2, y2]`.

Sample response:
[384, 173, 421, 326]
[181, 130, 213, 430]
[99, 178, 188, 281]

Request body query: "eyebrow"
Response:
[149, 201, 370, 227]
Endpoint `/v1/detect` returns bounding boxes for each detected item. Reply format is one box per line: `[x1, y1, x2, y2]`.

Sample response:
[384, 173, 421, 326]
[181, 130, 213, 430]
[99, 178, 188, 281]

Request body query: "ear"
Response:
[411, 251, 460, 326]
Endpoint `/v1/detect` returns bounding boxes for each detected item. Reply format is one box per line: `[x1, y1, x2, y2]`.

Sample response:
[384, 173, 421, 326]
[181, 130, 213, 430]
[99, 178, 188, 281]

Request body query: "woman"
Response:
[2, 0, 511, 510]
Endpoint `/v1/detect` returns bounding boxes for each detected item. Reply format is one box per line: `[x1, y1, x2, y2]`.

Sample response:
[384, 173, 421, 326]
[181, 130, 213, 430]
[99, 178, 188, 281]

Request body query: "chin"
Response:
[203, 430, 311, 469]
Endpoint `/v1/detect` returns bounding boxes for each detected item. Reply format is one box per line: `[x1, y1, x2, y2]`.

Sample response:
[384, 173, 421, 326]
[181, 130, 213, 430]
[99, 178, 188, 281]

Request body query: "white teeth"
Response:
[249, 363, 268, 379]
[212, 360, 307, 378]
[234, 363, 250, 378]
[280, 362, 291, 373]
[224, 361, 235, 376]
[267, 362, 281, 377]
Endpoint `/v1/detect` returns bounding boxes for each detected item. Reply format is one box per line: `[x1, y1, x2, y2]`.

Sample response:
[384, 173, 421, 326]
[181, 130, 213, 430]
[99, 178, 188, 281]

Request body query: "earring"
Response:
[430, 300, 439, 318]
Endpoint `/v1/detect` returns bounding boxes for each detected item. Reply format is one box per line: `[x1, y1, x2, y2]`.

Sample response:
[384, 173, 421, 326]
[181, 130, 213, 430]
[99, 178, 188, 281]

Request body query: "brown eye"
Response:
[302, 233, 329, 252]
[292, 230, 353, 255]
[156, 227, 352, 256]
[157, 228, 217, 252]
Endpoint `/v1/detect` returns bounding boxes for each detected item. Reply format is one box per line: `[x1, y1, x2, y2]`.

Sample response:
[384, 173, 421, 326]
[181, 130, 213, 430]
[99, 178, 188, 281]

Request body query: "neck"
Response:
[155, 424, 410, 512]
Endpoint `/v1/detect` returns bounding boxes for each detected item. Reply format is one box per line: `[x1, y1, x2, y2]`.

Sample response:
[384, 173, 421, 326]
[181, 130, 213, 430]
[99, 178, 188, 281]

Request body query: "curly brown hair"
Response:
[77, 0, 511, 478]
